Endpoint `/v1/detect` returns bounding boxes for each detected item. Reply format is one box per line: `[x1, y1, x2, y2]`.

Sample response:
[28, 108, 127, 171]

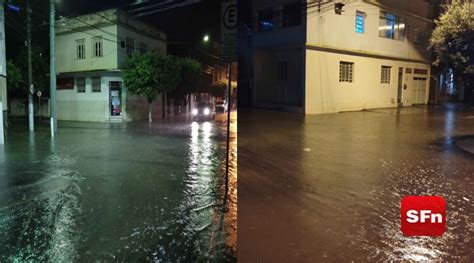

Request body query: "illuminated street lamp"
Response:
[203, 34, 210, 43]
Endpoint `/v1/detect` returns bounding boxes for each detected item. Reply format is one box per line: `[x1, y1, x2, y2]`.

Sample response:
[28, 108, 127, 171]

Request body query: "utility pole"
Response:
[50, 0, 57, 136]
[27, 0, 34, 131]
[0, 0, 7, 145]
[223, 62, 232, 206]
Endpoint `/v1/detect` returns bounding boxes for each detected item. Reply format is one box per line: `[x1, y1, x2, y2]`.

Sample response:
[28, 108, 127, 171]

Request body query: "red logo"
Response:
[401, 196, 446, 236]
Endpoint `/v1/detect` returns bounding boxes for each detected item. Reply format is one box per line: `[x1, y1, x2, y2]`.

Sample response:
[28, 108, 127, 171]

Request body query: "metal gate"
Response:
[412, 77, 427, 104]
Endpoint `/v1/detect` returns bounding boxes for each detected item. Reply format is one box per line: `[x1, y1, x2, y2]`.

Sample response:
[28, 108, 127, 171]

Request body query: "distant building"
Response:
[242, 0, 435, 114]
[55, 9, 166, 122]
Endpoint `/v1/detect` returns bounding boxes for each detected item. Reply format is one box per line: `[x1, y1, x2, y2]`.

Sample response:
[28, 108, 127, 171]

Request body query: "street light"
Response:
[203, 34, 210, 43]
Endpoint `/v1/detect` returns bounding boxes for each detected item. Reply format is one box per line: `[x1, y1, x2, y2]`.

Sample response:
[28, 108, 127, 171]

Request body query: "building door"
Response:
[109, 81, 122, 116]
[413, 78, 427, 104]
[397, 67, 404, 105]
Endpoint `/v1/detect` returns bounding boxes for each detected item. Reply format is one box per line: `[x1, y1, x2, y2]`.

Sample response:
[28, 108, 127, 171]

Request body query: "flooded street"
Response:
[238, 105, 474, 262]
[0, 116, 236, 261]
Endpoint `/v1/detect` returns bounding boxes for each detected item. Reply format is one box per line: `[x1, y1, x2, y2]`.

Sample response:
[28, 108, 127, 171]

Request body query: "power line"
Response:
[4, 11, 28, 39]
[126, 0, 201, 18]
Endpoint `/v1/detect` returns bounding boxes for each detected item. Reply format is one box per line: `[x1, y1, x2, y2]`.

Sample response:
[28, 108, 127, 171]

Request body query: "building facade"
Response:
[55, 9, 166, 122]
[248, 0, 435, 114]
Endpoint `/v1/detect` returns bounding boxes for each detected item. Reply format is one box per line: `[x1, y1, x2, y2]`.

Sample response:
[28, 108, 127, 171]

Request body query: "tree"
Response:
[15, 46, 49, 96]
[169, 57, 201, 109]
[177, 57, 201, 95]
[6, 61, 25, 98]
[430, 1, 474, 102]
[210, 81, 237, 98]
[123, 52, 179, 122]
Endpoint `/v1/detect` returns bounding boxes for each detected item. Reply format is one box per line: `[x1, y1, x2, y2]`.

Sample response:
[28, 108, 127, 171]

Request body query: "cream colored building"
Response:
[55, 9, 167, 122]
[251, 0, 434, 114]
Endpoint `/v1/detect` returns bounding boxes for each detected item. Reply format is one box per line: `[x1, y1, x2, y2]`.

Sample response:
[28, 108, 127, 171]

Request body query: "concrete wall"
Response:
[55, 10, 167, 122]
[306, 1, 432, 61]
[56, 74, 117, 122]
[305, 49, 431, 113]
[9, 98, 50, 118]
[251, 0, 306, 49]
[56, 73, 164, 122]
[117, 25, 167, 69]
[304, 0, 432, 114]
[56, 25, 119, 74]
[56, 9, 167, 73]
[254, 48, 304, 109]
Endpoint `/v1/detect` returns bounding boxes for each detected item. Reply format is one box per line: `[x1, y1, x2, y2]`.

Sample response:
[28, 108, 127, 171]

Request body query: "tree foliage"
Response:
[6, 61, 25, 97]
[178, 57, 201, 93]
[7, 46, 49, 99]
[169, 57, 201, 100]
[210, 81, 237, 98]
[16, 46, 49, 96]
[430, 1, 474, 88]
[123, 52, 180, 103]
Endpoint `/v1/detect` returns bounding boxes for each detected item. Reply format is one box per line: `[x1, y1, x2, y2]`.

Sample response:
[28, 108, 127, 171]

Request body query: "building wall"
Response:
[117, 25, 167, 69]
[55, 9, 167, 122]
[56, 25, 119, 74]
[305, 50, 431, 113]
[251, 0, 306, 110]
[57, 73, 119, 122]
[57, 73, 164, 122]
[306, 1, 432, 62]
[304, 0, 432, 114]
[254, 48, 304, 110]
[251, 0, 306, 48]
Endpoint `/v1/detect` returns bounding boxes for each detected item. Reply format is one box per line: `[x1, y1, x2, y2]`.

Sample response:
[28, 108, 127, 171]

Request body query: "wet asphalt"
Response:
[0, 115, 236, 262]
[238, 104, 474, 262]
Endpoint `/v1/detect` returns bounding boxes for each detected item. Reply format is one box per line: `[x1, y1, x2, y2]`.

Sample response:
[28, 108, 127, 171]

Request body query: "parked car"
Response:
[192, 102, 215, 121]
[215, 100, 227, 113]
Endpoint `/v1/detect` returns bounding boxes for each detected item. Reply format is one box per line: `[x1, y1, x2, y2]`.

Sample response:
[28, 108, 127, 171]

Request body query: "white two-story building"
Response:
[55, 9, 166, 122]
[250, 0, 435, 114]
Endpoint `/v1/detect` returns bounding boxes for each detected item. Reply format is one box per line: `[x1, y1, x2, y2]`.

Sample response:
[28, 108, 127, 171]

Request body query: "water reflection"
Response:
[0, 132, 82, 261]
[238, 107, 473, 261]
[0, 119, 235, 261]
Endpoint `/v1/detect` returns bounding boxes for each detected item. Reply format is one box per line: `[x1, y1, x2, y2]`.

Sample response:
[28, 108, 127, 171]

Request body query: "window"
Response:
[92, 36, 103, 57]
[76, 39, 85, 59]
[57, 77, 74, 90]
[282, 3, 301, 27]
[76, 77, 86, 93]
[379, 11, 406, 40]
[91, 77, 101, 92]
[355, 11, 365, 33]
[277, 61, 288, 81]
[139, 42, 148, 54]
[126, 38, 135, 57]
[339, 62, 354, 82]
[258, 8, 274, 31]
[381, 66, 391, 84]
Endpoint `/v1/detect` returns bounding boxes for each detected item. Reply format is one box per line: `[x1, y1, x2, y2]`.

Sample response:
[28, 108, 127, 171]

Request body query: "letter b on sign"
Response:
[401, 196, 446, 236]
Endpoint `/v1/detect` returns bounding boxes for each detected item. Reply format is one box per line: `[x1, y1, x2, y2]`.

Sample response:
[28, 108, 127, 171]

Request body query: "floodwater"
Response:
[238, 104, 474, 262]
[0, 115, 236, 261]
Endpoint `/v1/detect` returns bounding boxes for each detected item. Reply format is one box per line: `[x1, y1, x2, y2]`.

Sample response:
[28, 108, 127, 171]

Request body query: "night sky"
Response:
[4, 0, 222, 60]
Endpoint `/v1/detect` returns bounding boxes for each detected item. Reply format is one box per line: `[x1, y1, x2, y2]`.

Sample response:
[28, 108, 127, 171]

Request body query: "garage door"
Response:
[412, 78, 427, 104]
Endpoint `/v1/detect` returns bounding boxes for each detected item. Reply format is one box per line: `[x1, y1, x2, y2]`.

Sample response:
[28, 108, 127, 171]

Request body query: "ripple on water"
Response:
[351, 156, 474, 261]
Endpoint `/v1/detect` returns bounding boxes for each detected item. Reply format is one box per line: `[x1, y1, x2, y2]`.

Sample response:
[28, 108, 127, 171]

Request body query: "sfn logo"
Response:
[401, 196, 446, 236]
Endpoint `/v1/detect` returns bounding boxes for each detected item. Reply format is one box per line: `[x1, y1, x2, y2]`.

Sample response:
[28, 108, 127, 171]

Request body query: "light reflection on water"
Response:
[0, 119, 236, 261]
